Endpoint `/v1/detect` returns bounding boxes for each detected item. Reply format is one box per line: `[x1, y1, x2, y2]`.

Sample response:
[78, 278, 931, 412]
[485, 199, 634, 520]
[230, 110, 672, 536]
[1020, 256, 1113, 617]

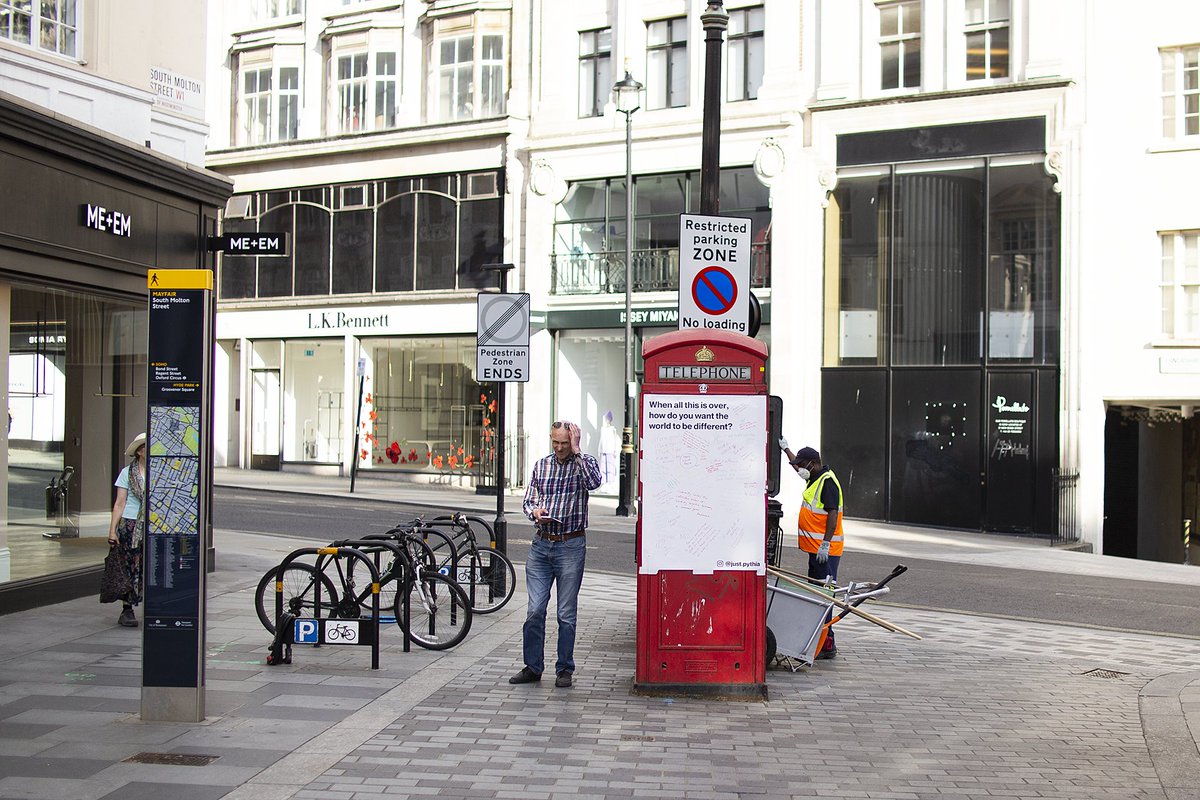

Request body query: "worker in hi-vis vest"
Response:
[779, 438, 844, 660]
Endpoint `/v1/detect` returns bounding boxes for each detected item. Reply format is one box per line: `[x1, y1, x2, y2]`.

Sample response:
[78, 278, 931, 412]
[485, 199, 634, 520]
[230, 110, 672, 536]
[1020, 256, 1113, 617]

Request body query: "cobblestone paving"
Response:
[292, 571, 1199, 800]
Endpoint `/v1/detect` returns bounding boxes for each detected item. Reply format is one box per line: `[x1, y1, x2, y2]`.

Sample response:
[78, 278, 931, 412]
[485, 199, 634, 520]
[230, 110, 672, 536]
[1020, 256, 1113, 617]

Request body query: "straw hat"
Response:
[124, 433, 146, 458]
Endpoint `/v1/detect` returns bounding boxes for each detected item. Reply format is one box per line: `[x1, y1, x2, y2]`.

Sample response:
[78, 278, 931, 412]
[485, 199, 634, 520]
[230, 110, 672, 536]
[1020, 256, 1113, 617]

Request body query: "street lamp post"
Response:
[700, 1, 728, 215]
[613, 70, 642, 518]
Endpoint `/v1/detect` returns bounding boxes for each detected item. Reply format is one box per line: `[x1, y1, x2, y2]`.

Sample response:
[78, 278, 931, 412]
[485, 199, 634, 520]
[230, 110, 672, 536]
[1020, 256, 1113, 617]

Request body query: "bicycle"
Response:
[254, 531, 473, 650]
[421, 513, 516, 614]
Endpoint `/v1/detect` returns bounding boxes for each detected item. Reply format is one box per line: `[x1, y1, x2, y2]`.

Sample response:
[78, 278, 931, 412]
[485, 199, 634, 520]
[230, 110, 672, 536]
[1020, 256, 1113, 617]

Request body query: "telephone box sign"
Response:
[678, 213, 751, 334]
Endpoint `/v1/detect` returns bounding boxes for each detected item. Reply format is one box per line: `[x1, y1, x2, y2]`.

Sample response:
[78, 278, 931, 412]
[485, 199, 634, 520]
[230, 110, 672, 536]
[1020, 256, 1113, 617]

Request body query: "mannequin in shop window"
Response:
[598, 410, 620, 493]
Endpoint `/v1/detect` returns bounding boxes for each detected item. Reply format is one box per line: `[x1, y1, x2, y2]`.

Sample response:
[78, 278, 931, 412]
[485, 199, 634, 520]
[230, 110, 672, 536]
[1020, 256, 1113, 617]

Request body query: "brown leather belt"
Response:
[537, 529, 585, 542]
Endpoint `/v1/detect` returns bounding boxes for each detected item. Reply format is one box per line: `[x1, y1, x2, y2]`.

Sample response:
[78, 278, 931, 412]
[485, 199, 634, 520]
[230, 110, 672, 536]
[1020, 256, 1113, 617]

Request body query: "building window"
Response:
[964, 0, 1010, 80]
[238, 58, 302, 145]
[254, 0, 302, 21]
[551, 167, 771, 295]
[879, 1, 921, 90]
[1161, 232, 1200, 338]
[218, 172, 504, 301]
[1162, 47, 1200, 139]
[439, 35, 474, 120]
[430, 14, 507, 123]
[336, 53, 368, 132]
[727, 6, 764, 101]
[376, 52, 398, 128]
[578, 27, 612, 118]
[647, 17, 688, 110]
[0, 0, 78, 57]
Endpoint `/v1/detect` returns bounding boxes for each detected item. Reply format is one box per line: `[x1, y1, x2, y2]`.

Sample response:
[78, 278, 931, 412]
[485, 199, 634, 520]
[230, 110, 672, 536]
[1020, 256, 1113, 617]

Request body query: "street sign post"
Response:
[476, 292, 530, 383]
[678, 213, 751, 334]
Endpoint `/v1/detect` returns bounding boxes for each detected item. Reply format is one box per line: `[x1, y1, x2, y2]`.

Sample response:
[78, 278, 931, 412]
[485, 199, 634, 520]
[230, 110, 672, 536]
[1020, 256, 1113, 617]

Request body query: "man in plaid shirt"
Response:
[508, 420, 602, 689]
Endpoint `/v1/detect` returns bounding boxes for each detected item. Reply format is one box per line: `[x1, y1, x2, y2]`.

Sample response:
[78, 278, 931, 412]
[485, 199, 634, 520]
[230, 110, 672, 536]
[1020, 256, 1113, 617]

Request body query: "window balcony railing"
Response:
[550, 244, 771, 296]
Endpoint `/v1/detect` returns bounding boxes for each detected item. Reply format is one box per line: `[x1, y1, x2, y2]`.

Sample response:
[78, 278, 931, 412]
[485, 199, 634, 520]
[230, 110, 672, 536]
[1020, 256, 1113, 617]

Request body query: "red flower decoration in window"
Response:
[386, 441, 401, 463]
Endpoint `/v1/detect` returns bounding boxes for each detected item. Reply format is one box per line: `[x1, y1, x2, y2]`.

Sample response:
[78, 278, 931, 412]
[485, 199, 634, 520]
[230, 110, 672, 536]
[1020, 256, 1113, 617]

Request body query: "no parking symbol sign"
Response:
[678, 213, 751, 334]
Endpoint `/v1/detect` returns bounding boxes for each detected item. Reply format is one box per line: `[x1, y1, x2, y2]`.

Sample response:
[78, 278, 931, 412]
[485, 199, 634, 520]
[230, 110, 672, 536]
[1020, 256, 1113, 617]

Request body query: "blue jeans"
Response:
[808, 552, 840, 650]
[522, 535, 587, 675]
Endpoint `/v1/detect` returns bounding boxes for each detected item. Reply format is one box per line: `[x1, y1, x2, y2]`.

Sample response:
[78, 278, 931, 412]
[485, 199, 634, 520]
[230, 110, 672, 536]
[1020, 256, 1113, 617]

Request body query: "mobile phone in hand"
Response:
[538, 515, 562, 525]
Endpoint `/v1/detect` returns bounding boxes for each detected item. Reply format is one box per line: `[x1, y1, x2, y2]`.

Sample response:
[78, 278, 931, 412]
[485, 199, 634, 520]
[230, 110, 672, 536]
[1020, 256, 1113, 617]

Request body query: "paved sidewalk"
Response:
[0, 473, 1198, 799]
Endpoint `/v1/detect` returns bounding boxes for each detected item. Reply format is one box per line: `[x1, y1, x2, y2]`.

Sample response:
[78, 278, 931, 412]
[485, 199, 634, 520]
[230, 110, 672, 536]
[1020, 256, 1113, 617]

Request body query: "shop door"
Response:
[250, 368, 281, 470]
[984, 371, 1036, 532]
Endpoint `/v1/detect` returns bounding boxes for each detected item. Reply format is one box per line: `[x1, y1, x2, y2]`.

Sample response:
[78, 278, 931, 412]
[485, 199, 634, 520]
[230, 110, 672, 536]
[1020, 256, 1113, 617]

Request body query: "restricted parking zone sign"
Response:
[678, 213, 751, 334]
[476, 292, 530, 382]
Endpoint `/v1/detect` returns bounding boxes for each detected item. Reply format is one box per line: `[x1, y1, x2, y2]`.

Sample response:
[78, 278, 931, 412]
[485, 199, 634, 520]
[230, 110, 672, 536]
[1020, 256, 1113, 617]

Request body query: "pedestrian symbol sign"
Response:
[476, 293, 530, 383]
[678, 213, 751, 333]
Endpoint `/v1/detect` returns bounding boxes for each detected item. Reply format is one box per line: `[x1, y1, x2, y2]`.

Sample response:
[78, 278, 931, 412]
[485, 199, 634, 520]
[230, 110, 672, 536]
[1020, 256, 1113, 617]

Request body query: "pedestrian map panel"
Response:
[150, 406, 200, 456]
[148, 455, 200, 536]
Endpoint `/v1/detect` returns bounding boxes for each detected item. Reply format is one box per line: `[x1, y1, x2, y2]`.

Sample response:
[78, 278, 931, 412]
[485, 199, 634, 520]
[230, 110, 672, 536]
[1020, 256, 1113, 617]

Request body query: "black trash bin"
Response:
[43, 466, 77, 538]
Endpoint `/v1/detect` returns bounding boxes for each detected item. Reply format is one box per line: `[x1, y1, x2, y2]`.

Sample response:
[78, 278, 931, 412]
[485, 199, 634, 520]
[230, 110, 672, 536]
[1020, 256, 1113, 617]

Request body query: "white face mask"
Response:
[796, 467, 811, 481]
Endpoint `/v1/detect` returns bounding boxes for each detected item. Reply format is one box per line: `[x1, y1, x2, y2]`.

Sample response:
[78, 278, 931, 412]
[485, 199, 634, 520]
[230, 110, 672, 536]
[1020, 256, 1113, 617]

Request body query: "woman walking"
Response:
[107, 433, 146, 627]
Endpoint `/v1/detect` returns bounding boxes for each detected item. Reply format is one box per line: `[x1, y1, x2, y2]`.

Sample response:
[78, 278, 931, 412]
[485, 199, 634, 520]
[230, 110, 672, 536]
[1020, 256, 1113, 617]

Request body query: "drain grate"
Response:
[1081, 668, 1130, 679]
[124, 752, 220, 766]
[620, 734, 656, 742]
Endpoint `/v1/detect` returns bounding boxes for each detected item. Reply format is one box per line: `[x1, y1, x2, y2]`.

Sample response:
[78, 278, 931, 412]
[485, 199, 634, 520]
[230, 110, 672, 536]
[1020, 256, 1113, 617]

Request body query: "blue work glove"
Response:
[778, 436, 789, 451]
[815, 541, 830, 563]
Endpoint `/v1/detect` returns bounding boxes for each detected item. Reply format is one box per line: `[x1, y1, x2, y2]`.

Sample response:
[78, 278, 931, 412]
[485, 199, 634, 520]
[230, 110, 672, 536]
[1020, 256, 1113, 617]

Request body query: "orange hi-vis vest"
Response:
[797, 469, 845, 556]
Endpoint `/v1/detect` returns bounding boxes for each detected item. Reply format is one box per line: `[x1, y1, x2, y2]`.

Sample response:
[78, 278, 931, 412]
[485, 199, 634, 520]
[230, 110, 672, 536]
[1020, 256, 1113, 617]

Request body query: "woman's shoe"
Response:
[118, 607, 138, 627]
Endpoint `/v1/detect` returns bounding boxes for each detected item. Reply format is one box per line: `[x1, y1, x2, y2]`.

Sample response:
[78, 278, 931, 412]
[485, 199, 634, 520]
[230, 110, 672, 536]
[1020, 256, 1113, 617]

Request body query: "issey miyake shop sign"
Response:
[80, 203, 132, 237]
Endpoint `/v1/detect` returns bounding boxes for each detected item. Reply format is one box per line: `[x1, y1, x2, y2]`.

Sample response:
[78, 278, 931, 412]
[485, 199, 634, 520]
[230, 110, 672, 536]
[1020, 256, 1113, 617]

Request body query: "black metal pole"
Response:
[482, 263, 514, 556]
[617, 104, 635, 517]
[700, 1, 728, 215]
[349, 371, 364, 493]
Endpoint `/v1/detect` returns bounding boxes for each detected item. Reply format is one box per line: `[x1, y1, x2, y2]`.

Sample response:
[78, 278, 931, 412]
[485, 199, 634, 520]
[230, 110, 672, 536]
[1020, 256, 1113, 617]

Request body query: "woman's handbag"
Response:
[99, 546, 132, 603]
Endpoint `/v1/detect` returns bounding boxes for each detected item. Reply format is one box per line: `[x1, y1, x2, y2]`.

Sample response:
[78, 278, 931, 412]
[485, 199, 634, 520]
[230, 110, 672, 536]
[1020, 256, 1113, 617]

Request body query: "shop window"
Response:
[362, 337, 486, 476]
[427, 12, 508, 122]
[0, 0, 77, 58]
[1161, 46, 1200, 139]
[578, 27, 612, 118]
[879, 0, 921, 91]
[1161, 231, 1200, 338]
[6, 284, 147, 586]
[727, 5, 764, 102]
[823, 157, 1060, 368]
[647, 17, 688, 110]
[964, 0, 1009, 81]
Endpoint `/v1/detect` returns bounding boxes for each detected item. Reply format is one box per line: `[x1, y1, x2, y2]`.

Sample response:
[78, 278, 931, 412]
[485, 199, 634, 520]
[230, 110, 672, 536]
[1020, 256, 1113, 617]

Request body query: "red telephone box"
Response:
[635, 329, 768, 698]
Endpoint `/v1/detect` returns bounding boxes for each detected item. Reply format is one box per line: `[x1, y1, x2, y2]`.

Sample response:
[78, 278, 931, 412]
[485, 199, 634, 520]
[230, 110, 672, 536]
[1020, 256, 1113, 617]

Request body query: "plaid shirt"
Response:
[522, 453, 603, 535]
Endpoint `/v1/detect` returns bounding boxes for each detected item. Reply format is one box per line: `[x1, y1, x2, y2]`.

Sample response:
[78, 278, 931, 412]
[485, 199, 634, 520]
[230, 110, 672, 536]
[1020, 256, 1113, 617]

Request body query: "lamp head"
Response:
[612, 70, 643, 115]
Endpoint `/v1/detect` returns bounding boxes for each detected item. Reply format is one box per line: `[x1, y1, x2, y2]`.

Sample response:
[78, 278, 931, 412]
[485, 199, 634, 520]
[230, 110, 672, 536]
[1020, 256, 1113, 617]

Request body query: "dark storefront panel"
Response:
[837, 117, 1046, 166]
[821, 369, 887, 520]
[984, 371, 1036, 532]
[889, 369, 982, 529]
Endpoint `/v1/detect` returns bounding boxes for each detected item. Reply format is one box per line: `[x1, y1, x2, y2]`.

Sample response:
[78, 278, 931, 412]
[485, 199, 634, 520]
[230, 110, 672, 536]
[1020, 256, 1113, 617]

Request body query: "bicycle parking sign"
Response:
[293, 618, 373, 646]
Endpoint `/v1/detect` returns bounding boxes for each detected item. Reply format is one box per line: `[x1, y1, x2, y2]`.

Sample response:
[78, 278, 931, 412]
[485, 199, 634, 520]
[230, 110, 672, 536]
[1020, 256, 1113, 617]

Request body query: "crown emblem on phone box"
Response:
[695, 346, 715, 362]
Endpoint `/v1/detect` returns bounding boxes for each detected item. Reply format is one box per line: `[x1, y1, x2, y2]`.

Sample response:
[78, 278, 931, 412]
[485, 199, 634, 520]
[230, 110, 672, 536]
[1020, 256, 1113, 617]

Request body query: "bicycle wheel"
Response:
[394, 572, 472, 650]
[345, 555, 401, 625]
[255, 563, 339, 634]
[453, 546, 516, 614]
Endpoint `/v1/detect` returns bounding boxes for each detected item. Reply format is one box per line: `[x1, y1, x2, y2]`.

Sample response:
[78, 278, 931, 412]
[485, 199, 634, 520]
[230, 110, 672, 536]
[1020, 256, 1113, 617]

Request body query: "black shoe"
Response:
[508, 667, 541, 684]
[555, 671, 573, 688]
[117, 607, 138, 628]
[816, 647, 837, 660]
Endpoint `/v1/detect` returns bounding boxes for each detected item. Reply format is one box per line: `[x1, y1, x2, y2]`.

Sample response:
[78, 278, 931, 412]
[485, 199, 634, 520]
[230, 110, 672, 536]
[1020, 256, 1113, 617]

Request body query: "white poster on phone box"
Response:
[639, 393, 767, 575]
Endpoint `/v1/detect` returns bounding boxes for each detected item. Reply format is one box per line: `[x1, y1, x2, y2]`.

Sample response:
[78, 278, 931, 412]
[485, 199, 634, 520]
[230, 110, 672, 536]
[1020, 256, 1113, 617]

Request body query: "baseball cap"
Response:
[790, 446, 820, 466]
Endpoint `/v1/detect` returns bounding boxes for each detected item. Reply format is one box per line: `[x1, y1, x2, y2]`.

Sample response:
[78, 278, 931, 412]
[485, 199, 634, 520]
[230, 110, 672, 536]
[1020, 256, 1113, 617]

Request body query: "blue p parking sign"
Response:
[294, 618, 319, 644]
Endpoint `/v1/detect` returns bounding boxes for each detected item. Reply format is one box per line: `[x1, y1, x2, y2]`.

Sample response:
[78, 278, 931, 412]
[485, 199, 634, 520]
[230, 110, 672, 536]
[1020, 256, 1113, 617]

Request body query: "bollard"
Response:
[1185, 519, 1192, 567]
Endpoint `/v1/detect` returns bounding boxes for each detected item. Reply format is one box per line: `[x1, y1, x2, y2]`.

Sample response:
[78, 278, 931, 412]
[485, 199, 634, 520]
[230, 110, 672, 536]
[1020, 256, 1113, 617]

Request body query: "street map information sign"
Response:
[143, 268, 212, 722]
[678, 213, 751, 334]
[476, 292, 530, 382]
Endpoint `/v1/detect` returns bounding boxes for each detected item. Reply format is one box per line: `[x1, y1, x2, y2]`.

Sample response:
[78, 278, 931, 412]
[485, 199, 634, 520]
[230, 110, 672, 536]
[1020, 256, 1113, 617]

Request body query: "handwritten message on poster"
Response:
[640, 393, 767, 575]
